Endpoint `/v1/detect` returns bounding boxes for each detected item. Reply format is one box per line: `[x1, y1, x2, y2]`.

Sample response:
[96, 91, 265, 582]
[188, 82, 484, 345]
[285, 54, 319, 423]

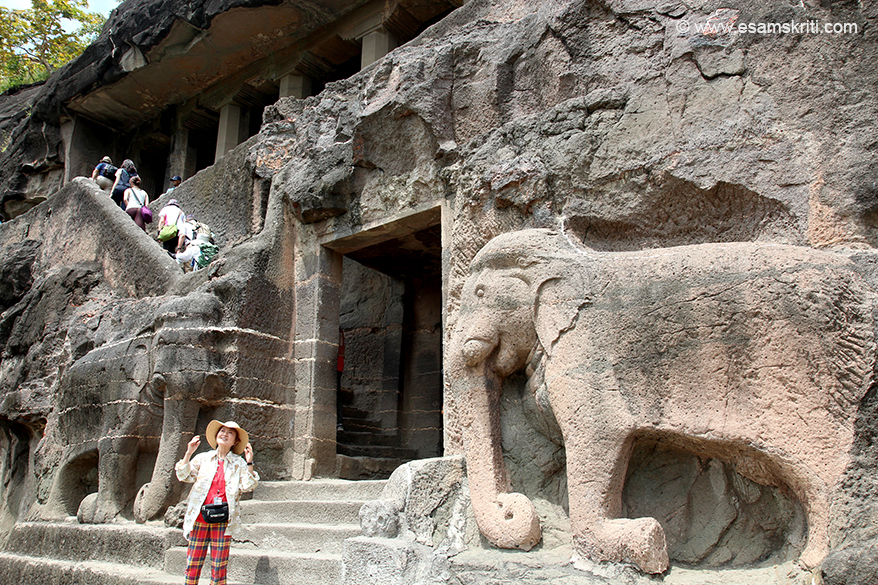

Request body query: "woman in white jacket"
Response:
[175, 420, 258, 585]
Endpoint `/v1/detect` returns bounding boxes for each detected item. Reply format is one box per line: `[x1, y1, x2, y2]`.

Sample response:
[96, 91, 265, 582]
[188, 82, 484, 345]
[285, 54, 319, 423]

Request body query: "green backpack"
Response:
[158, 224, 178, 242]
[196, 243, 219, 269]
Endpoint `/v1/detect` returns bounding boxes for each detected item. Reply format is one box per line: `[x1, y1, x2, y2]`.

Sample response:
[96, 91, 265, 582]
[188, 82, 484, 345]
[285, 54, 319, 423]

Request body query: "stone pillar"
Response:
[61, 115, 108, 185]
[215, 103, 245, 162]
[441, 200, 461, 455]
[361, 29, 397, 69]
[279, 74, 312, 99]
[166, 127, 197, 193]
[399, 276, 443, 458]
[291, 244, 343, 479]
[379, 278, 405, 432]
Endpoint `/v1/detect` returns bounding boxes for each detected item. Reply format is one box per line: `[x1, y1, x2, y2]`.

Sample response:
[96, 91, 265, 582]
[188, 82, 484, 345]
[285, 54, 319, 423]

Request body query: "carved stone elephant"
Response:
[449, 229, 876, 573]
[132, 293, 229, 523]
[44, 330, 161, 523]
[43, 292, 227, 524]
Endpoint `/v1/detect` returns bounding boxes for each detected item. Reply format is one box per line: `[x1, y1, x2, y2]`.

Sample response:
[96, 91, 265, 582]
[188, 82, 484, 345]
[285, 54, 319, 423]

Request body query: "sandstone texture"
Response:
[1, 0, 877, 583]
[449, 228, 877, 574]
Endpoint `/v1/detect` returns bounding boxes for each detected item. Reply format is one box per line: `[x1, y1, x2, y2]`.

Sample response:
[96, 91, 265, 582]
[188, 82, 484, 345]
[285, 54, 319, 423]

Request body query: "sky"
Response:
[0, 0, 120, 17]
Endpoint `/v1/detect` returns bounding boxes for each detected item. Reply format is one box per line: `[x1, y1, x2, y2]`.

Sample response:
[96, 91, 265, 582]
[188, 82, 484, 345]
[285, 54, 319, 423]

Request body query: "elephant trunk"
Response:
[457, 359, 541, 550]
[134, 392, 199, 523]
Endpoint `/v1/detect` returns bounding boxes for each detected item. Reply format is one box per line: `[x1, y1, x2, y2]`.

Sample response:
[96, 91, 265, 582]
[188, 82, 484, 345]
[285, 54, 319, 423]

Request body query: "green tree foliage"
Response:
[0, 0, 106, 91]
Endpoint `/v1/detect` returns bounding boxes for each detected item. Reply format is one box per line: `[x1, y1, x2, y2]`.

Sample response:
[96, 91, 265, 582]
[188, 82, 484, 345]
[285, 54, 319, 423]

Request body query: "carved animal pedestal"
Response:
[449, 229, 877, 574]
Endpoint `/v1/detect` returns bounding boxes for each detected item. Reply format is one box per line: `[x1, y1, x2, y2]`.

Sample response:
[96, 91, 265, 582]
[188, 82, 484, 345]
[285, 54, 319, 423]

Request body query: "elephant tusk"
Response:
[462, 339, 494, 366]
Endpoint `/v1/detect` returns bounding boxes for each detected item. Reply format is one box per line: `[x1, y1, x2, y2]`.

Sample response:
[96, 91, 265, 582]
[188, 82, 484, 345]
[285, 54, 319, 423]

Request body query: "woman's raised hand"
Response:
[243, 442, 253, 464]
[186, 435, 200, 456]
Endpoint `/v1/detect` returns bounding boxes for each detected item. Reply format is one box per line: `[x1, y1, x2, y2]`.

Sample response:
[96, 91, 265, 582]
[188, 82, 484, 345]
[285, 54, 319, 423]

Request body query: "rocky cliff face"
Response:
[1, 0, 878, 583]
[0, 0, 379, 219]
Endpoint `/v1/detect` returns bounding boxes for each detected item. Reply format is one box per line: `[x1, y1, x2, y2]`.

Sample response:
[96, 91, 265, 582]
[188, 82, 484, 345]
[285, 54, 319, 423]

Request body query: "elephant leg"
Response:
[782, 464, 830, 569]
[79, 437, 139, 523]
[798, 494, 829, 569]
[135, 396, 200, 522]
[548, 373, 669, 574]
[566, 431, 668, 574]
[735, 438, 830, 568]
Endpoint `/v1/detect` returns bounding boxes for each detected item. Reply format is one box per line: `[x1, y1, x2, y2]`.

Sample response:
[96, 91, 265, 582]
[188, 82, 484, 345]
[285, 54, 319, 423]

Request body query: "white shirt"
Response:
[158, 204, 183, 229]
[175, 449, 259, 540]
[124, 186, 148, 210]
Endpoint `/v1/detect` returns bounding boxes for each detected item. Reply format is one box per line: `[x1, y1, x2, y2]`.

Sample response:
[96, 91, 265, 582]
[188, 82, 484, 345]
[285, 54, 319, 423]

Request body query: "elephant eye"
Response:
[475, 286, 485, 298]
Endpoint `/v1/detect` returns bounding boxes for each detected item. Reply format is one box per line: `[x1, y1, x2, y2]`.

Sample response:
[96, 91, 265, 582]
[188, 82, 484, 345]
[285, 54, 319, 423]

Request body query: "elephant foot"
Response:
[77, 493, 120, 524]
[133, 482, 158, 523]
[797, 538, 828, 570]
[574, 517, 668, 574]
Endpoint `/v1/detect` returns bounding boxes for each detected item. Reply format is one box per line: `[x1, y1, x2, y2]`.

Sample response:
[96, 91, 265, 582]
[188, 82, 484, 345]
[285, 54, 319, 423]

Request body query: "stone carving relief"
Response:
[37, 291, 231, 523]
[448, 228, 877, 574]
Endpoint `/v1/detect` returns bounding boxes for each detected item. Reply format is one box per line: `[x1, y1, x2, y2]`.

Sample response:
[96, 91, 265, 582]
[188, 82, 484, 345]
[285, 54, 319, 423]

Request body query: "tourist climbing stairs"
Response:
[0, 478, 385, 585]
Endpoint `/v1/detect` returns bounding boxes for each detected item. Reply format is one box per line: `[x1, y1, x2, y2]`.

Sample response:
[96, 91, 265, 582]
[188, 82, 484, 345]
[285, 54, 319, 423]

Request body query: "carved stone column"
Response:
[361, 29, 397, 69]
[290, 244, 343, 478]
[215, 103, 248, 162]
[280, 74, 312, 99]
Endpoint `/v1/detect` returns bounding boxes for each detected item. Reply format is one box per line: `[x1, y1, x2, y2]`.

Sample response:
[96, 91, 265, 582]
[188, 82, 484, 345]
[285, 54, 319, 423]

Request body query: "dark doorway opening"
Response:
[137, 135, 170, 198]
[334, 221, 443, 479]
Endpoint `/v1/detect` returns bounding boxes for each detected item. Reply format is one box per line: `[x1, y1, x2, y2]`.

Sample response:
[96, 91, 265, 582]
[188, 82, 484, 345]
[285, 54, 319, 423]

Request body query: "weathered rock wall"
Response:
[0, 179, 179, 297]
[0, 0, 877, 582]
[258, 0, 878, 579]
[148, 135, 270, 251]
[0, 136, 297, 532]
[0, 0, 377, 219]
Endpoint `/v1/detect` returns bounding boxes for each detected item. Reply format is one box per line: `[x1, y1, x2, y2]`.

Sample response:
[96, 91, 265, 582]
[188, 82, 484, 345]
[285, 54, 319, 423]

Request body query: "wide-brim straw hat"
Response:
[205, 420, 249, 455]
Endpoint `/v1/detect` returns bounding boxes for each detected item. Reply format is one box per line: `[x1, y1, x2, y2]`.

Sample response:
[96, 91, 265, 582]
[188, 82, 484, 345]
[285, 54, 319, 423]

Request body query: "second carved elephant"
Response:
[42, 292, 235, 524]
[449, 229, 876, 573]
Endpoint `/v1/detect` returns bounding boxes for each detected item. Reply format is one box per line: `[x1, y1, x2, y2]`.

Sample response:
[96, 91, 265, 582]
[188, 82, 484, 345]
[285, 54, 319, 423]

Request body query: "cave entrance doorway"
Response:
[325, 207, 443, 479]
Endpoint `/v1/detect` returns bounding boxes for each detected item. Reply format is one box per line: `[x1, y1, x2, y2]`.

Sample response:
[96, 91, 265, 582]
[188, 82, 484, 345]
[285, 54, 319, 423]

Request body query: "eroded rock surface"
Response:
[1, 0, 877, 583]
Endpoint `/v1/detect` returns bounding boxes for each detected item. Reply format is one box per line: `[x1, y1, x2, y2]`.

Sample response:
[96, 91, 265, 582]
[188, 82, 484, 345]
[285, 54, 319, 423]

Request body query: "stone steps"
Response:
[240, 499, 364, 524]
[336, 454, 410, 480]
[163, 546, 341, 584]
[335, 408, 417, 480]
[237, 522, 362, 553]
[2, 521, 185, 567]
[336, 443, 418, 460]
[0, 552, 187, 585]
[0, 478, 386, 585]
[336, 429, 405, 446]
[340, 418, 385, 433]
[252, 479, 385, 501]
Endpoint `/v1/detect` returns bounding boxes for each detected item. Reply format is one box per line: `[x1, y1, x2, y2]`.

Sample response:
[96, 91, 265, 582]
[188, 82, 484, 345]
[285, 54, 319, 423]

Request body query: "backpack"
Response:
[99, 163, 117, 179]
[195, 242, 219, 269]
[112, 169, 133, 202]
[193, 221, 214, 242]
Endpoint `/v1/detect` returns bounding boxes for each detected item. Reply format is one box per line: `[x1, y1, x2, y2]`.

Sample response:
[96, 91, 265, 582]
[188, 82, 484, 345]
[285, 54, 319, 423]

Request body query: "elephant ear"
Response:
[534, 271, 588, 356]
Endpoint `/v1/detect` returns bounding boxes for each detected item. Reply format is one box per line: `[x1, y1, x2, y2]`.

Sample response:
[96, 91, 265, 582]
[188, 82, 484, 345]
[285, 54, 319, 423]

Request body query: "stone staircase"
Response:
[335, 406, 418, 480]
[0, 478, 385, 585]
